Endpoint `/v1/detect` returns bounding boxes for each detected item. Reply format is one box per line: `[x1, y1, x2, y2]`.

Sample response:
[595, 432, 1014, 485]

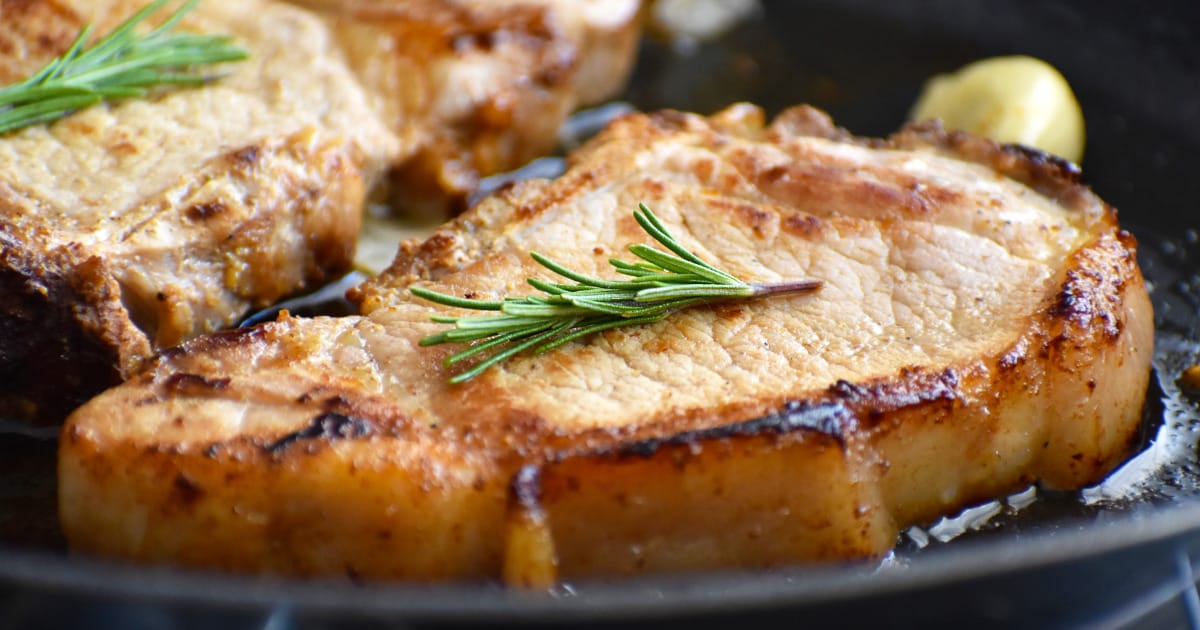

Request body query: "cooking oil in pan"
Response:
[900, 228, 1200, 554]
[1084, 229, 1200, 505]
[1, 230, 1198, 558]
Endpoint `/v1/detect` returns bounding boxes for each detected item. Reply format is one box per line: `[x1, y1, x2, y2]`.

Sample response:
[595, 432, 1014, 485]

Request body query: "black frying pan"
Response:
[2, 1, 1199, 627]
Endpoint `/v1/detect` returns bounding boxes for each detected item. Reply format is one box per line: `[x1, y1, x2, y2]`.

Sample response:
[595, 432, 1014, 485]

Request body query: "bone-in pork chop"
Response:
[59, 104, 1153, 585]
[0, 0, 639, 424]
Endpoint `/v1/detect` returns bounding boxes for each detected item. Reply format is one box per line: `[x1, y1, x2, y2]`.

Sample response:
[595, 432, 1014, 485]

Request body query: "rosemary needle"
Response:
[412, 204, 823, 383]
[0, 0, 249, 135]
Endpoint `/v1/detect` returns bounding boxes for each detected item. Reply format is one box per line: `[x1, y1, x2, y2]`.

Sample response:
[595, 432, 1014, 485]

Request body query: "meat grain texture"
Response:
[60, 104, 1154, 586]
[0, 0, 640, 424]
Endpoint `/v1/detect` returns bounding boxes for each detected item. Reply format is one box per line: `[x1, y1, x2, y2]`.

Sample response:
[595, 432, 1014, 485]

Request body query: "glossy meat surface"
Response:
[60, 104, 1154, 584]
[0, 0, 639, 423]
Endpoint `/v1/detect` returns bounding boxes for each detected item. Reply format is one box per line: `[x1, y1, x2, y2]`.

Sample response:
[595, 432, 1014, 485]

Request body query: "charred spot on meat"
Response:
[0, 0, 641, 426]
[59, 103, 1153, 585]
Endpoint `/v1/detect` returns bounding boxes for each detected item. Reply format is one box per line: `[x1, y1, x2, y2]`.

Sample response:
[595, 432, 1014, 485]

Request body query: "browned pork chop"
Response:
[59, 104, 1154, 585]
[0, 0, 639, 424]
[293, 0, 641, 213]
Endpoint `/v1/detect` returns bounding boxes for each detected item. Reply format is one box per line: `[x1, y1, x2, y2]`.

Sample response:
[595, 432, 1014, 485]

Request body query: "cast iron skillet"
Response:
[2, 1, 1200, 627]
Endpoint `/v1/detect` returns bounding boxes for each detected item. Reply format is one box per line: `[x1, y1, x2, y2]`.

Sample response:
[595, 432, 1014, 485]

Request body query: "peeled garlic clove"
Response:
[910, 55, 1085, 164]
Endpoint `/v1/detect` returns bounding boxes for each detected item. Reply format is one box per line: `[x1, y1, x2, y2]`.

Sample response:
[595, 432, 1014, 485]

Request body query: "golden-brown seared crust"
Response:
[0, 0, 90, 83]
[60, 104, 1153, 584]
[0, 0, 390, 424]
[0, 0, 641, 425]
[303, 0, 641, 214]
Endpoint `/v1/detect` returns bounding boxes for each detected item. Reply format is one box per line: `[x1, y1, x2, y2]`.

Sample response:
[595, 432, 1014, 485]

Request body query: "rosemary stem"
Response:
[749, 279, 824, 297]
[0, 0, 248, 136]
[412, 205, 824, 383]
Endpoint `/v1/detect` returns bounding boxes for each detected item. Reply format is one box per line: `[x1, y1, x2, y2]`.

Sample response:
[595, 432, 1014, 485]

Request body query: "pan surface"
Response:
[2, 0, 1199, 627]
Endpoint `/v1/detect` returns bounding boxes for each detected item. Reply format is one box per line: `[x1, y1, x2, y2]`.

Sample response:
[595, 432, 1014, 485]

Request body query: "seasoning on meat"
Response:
[59, 104, 1153, 585]
[0, 0, 641, 425]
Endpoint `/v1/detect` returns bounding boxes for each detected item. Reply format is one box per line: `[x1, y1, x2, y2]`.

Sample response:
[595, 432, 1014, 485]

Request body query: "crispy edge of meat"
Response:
[0, 129, 366, 426]
[304, 0, 642, 214]
[0, 0, 642, 425]
[58, 106, 1154, 583]
[57, 228, 1153, 583]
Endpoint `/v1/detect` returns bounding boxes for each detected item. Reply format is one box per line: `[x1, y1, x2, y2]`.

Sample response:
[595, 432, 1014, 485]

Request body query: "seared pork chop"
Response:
[0, 0, 639, 424]
[293, 0, 641, 213]
[59, 104, 1153, 585]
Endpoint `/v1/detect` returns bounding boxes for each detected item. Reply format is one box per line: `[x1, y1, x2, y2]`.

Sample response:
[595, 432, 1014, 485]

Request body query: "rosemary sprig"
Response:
[0, 0, 248, 135]
[413, 204, 823, 383]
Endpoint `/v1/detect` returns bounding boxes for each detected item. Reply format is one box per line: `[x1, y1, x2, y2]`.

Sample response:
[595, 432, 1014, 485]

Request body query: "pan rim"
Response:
[4, 1, 1198, 623]
[2, 497, 1199, 622]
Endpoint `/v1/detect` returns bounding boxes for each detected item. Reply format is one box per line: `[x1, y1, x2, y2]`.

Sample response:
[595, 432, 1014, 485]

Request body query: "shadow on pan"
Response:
[2, 1, 1199, 627]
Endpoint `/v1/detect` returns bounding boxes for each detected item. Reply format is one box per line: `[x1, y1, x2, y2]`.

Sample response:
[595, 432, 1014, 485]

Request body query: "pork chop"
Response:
[59, 104, 1154, 585]
[0, 0, 640, 424]
[293, 0, 641, 214]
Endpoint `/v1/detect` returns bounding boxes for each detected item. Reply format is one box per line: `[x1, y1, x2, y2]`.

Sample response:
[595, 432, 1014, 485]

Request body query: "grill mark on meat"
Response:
[58, 104, 1153, 583]
[607, 400, 853, 460]
[828, 367, 959, 426]
[266, 412, 377, 454]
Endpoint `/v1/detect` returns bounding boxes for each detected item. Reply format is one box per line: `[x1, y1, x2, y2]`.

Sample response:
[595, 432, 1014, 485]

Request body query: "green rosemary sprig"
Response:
[0, 0, 248, 135]
[413, 203, 823, 383]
